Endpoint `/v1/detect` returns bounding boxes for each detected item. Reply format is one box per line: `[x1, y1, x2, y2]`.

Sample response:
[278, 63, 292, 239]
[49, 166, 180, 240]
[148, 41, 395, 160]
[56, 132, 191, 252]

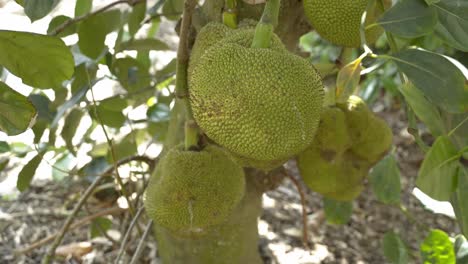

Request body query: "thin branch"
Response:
[129, 220, 154, 264]
[285, 170, 311, 250]
[15, 207, 125, 255]
[115, 207, 146, 264]
[49, 0, 145, 36]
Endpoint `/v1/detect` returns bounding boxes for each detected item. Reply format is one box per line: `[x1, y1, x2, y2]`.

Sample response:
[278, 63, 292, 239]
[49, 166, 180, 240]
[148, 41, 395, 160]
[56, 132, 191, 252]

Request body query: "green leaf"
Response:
[90, 97, 127, 128]
[0, 141, 10, 153]
[379, 0, 437, 38]
[51, 85, 89, 128]
[24, 0, 59, 22]
[77, 10, 121, 59]
[383, 231, 409, 264]
[75, 0, 93, 17]
[454, 235, 468, 263]
[61, 109, 84, 156]
[52, 153, 73, 181]
[432, 0, 468, 52]
[90, 217, 112, 238]
[0, 158, 9, 171]
[106, 133, 138, 163]
[336, 55, 363, 103]
[48, 15, 76, 37]
[80, 157, 109, 177]
[29, 94, 55, 143]
[452, 166, 468, 237]
[399, 83, 446, 136]
[116, 38, 170, 52]
[147, 103, 170, 123]
[162, 0, 183, 21]
[421, 229, 455, 264]
[71, 63, 98, 94]
[0, 30, 74, 89]
[10, 142, 32, 157]
[17, 154, 42, 191]
[0, 81, 37, 136]
[392, 49, 468, 113]
[128, 0, 146, 36]
[155, 59, 177, 80]
[112, 57, 150, 92]
[323, 198, 353, 225]
[370, 154, 402, 205]
[416, 136, 459, 201]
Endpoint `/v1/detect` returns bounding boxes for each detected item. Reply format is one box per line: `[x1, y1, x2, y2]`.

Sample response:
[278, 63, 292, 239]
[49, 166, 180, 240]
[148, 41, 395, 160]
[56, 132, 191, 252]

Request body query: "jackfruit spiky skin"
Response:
[351, 115, 393, 164]
[189, 32, 324, 164]
[337, 95, 370, 143]
[297, 144, 368, 201]
[315, 106, 351, 156]
[144, 144, 245, 236]
[303, 0, 389, 47]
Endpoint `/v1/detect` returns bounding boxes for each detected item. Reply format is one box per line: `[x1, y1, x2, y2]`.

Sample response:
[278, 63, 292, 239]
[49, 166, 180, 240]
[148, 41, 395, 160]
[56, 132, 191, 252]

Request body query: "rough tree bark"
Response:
[153, 0, 311, 262]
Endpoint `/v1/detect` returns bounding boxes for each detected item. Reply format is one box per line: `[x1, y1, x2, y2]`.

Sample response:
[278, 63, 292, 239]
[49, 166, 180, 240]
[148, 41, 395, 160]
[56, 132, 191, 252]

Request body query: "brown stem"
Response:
[285, 171, 311, 250]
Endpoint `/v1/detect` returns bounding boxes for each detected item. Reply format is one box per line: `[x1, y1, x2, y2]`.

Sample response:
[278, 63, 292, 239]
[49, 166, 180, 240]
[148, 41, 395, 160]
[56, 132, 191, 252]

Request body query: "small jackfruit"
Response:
[144, 145, 245, 236]
[314, 106, 351, 156]
[297, 145, 368, 201]
[337, 95, 370, 144]
[351, 114, 393, 164]
[189, 29, 324, 165]
[303, 0, 390, 47]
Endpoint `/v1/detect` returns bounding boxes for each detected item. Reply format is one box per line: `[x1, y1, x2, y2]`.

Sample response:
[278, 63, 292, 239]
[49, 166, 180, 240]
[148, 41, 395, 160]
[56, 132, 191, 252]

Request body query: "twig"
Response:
[41, 174, 106, 263]
[115, 207, 145, 264]
[285, 170, 311, 250]
[129, 220, 154, 264]
[49, 0, 145, 36]
[15, 206, 125, 256]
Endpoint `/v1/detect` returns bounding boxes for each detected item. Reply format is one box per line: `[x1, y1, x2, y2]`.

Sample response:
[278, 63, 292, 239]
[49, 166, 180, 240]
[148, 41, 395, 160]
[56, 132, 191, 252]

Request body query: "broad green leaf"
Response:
[432, 0, 468, 52]
[370, 154, 401, 205]
[24, 0, 59, 22]
[155, 59, 177, 80]
[29, 94, 55, 143]
[323, 198, 353, 225]
[336, 55, 363, 103]
[0, 30, 74, 89]
[454, 235, 468, 263]
[10, 142, 32, 157]
[48, 15, 76, 37]
[421, 229, 455, 264]
[128, 0, 146, 36]
[78, 10, 122, 59]
[399, 83, 446, 136]
[0, 158, 8, 171]
[383, 231, 409, 264]
[17, 154, 42, 191]
[15, 0, 24, 6]
[0, 141, 10, 153]
[52, 153, 73, 181]
[106, 133, 138, 163]
[71, 63, 98, 94]
[162, 0, 183, 21]
[112, 57, 150, 92]
[392, 49, 468, 113]
[62, 109, 84, 156]
[452, 167, 468, 237]
[379, 0, 437, 38]
[90, 97, 127, 128]
[148, 121, 169, 142]
[80, 157, 109, 177]
[0, 81, 37, 136]
[90, 217, 112, 238]
[75, 0, 93, 17]
[416, 136, 459, 201]
[116, 39, 170, 52]
[51, 85, 89, 128]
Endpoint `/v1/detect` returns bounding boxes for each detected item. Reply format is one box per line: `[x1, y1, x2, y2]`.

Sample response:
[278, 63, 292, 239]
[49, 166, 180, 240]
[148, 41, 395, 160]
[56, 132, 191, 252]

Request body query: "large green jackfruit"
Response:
[189, 30, 324, 167]
[314, 106, 351, 156]
[303, 0, 390, 47]
[144, 145, 245, 236]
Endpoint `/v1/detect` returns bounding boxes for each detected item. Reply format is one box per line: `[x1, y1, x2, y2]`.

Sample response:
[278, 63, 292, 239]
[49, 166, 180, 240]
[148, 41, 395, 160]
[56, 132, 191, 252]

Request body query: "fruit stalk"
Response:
[251, 0, 281, 48]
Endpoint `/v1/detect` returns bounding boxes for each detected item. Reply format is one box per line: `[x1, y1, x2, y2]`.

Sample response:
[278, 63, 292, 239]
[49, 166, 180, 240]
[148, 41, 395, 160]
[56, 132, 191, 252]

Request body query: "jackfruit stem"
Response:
[185, 120, 199, 150]
[223, 0, 238, 29]
[251, 0, 280, 48]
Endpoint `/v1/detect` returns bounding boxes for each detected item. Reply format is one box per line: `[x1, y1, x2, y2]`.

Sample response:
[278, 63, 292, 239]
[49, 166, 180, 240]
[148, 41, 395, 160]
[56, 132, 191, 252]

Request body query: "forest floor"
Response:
[0, 105, 459, 264]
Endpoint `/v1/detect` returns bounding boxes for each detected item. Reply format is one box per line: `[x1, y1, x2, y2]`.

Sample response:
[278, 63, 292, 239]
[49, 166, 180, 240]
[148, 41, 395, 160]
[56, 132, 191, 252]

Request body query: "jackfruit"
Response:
[351, 114, 393, 164]
[337, 95, 370, 144]
[189, 29, 324, 165]
[303, 0, 390, 47]
[144, 144, 245, 236]
[297, 144, 368, 201]
[314, 106, 351, 156]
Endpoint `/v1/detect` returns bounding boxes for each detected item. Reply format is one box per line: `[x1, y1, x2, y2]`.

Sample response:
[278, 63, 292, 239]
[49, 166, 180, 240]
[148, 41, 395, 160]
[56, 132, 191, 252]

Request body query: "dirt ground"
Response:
[0, 105, 459, 264]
